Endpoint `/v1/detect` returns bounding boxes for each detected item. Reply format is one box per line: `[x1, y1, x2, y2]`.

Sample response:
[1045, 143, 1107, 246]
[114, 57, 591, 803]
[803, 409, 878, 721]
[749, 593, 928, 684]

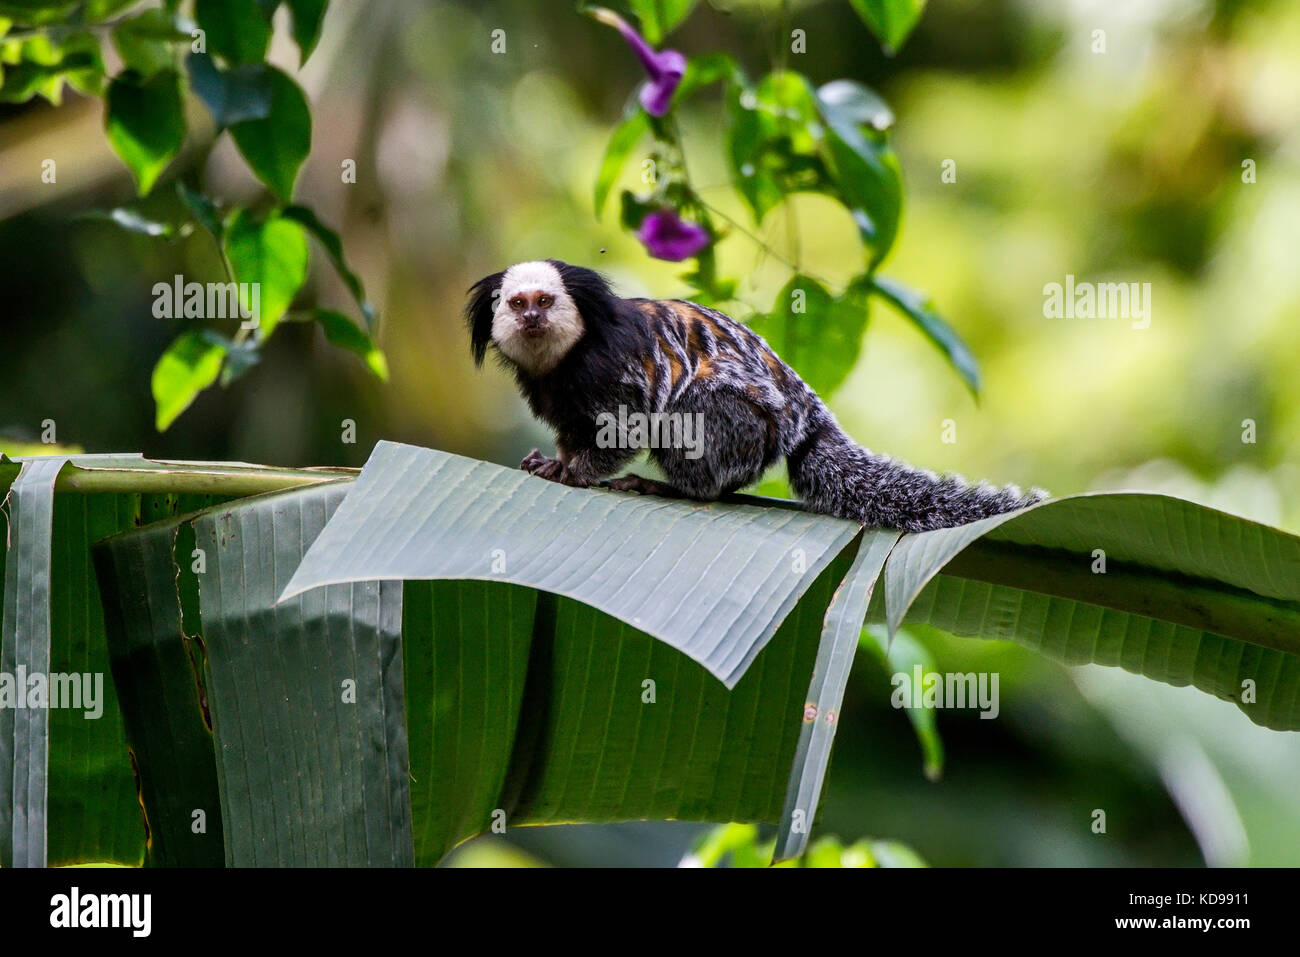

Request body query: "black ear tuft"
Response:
[548, 260, 617, 326]
[465, 271, 504, 367]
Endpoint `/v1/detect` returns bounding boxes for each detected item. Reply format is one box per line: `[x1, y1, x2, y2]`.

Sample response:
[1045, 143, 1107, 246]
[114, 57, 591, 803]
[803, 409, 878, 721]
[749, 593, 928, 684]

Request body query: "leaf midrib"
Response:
[941, 538, 1300, 658]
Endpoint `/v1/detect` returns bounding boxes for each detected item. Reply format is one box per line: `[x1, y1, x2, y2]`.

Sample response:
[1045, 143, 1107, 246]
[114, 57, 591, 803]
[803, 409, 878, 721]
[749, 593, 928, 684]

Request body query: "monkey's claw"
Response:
[532, 458, 565, 481]
[521, 452, 591, 489]
[520, 448, 550, 473]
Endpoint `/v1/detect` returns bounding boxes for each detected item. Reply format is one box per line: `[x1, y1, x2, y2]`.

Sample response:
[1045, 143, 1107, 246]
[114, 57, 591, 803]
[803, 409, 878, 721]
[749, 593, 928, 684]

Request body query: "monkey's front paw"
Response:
[520, 448, 551, 473]
[531, 458, 565, 481]
[524, 455, 591, 489]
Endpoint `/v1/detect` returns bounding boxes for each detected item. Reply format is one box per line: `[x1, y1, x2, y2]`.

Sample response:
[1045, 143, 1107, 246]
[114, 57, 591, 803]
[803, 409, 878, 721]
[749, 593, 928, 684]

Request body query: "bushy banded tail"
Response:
[788, 419, 1045, 532]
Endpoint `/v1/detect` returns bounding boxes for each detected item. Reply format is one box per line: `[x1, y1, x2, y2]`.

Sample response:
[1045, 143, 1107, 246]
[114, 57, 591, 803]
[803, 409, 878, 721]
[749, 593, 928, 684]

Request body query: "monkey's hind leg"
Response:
[653, 389, 776, 500]
[607, 474, 685, 497]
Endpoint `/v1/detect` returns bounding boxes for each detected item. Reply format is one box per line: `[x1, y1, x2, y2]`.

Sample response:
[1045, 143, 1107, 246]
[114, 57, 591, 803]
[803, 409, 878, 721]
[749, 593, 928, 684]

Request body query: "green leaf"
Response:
[411, 556, 850, 860]
[93, 509, 227, 867]
[402, 579, 535, 862]
[680, 244, 736, 305]
[628, 0, 699, 44]
[859, 624, 944, 781]
[871, 276, 980, 396]
[847, 0, 928, 54]
[176, 181, 223, 242]
[194, 0, 270, 65]
[618, 188, 655, 232]
[228, 66, 311, 201]
[84, 462, 852, 864]
[774, 529, 899, 862]
[680, 244, 735, 305]
[0, 32, 101, 104]
[689, 822, 924, 867]
[804, 836, 863, 867]
[0, 2, 77, 27]
[185, 52, 273, 126]
[112, 8, 191, 77]
[222, 207, 310, 338]
[309, 309, 388, 380]
[105, 69, 185, 196]
[2, 453, 182, 869]
[594, 108, 648, 219]
[872, 494, 1300, 731]
[83, 0, 140, 20]
[58, 31, 105, 98]
[190, 483, 413, 865]
[1, 457, 66, 867]
[672, 51, 738, 104]
[151, 330, 226, 431]
[723, 68, 902, 261]
[869, 839, 929, 867]
[93, 479, 412, 866]
[727, 71, 829, 224]
[817, 78, 893, 132]
[816, 81, 902, 265]
[749, 274, 870, 397]
[280, 441, 861, 689]
[286, 0, 327, 64]
[207, 331, 260, 386]
[684, 822, 761, 867]
[12, 449, 1300, 868]
[282, 204, 377, 329]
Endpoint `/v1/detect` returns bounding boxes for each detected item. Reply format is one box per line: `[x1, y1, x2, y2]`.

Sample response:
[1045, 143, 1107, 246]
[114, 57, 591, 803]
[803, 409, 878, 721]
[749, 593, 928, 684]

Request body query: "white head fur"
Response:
[491, 260, 585, 375]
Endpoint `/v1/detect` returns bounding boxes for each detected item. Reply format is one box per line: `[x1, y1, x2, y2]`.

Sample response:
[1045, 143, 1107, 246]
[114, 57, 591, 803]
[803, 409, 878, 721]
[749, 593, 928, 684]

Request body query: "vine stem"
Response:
[696, 198, 838, 291]
[5, 6, 159, 39]
[663, 120, 835, 289]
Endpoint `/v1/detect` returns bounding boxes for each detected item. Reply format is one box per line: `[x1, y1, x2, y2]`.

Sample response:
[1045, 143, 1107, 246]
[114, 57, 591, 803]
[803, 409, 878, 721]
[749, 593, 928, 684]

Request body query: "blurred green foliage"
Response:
[683, 821, 929, 867]
[2, 0, 1298, 866]
[1, 0, 381, 430]
[589, 1, 979, 397]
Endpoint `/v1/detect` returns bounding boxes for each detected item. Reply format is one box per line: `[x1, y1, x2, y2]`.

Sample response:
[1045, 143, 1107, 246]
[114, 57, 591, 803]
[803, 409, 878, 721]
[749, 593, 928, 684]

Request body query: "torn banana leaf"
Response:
[91, 479, 851, 863]
[870, 493, 1300, 730]
[281, 440, 862, 688]
[95, 483, 412, 866]
[773, 528, 898, 863]
[0, 454, 349, 867]
[7, 444, 1300, 868]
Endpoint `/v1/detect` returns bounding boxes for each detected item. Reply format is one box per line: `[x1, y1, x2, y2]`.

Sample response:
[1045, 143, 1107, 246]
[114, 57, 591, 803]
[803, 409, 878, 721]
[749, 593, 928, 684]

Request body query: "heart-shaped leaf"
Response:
[105, 68, 185, 196]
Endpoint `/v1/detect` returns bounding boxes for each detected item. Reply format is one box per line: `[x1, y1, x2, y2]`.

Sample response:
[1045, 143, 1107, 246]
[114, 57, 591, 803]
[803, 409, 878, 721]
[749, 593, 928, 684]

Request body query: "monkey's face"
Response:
[491, 260, 585, 375]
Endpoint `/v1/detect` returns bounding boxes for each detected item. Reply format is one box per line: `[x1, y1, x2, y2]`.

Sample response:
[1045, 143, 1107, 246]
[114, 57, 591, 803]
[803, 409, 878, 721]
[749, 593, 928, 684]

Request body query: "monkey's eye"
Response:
[509, 297, 525, 309]
[537, 295, 552, 307]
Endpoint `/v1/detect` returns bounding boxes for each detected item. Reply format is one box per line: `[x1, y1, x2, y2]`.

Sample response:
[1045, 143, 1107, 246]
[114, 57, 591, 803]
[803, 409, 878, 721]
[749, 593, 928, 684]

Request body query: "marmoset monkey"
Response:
[466, 260, 1044, 532]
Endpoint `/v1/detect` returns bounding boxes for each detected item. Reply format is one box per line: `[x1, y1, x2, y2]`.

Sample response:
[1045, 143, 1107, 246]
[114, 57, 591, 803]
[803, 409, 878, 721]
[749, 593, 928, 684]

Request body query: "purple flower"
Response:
[591, 7, 686, 117]
[637, 210, 710, 261]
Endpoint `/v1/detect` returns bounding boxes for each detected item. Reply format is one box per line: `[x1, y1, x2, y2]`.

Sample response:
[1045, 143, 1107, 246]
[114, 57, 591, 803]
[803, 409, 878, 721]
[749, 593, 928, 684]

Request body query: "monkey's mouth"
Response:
[520, 322, 548, 338]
